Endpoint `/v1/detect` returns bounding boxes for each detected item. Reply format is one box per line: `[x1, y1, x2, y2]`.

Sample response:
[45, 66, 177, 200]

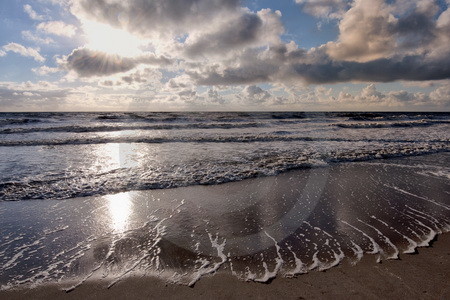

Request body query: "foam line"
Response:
[188, 233, 227, 286]
[340, 220, 382, 255]
[402, 212, 437, 247]
[358, 219, 399, 259]
[350, 241, 364, 263]
[253, 232, 283, 283]
[385, 184, 450, 210]
[370, 216, 418, 254]
[284, 246, 307, 277]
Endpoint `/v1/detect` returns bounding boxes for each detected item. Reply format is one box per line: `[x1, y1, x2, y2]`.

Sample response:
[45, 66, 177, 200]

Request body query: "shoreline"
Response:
[1, 233, 449, 299]
[1, 153, 449, 298]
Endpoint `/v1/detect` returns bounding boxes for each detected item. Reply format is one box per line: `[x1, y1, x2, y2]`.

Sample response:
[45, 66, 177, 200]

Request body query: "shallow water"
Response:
[0, 153, 449, 290]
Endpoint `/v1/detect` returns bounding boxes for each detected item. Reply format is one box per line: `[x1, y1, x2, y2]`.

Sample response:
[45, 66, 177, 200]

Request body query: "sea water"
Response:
[1, 112, 449, 201]
[0, 112, 449, 289]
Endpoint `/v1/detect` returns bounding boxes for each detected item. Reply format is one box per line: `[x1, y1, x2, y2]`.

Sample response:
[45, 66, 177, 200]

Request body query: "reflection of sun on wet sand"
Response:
[0, 153, 449, 298]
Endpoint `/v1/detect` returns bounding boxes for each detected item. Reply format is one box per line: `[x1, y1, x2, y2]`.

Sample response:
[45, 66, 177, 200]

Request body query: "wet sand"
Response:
[1, 233, 449, 300]
[0, 153, 449, 298]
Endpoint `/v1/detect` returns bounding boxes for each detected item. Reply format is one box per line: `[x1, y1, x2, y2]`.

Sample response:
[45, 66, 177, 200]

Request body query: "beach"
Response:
[1, 151, 449, 298]
[1, 233, 449, 299]
[0, 112, 449, 297]
[2, 0, 450, 297]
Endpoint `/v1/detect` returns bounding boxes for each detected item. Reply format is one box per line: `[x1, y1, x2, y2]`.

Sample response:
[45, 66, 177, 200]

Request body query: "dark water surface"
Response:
[1, 112, 449, 201]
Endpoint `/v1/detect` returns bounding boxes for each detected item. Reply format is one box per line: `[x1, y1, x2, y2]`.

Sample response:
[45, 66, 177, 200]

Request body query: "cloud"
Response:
[184, 9, 283, 58]
[63, 48, 174, 77]
[325, 0, 395, 62]
[2, 43, 45, 62]
[22, 30, 55, 45]
[0, 81, 70, 111]
[72, 0, 240, 37]
[185, 41, 450, 86]
[23, 4, 45, 21]
[295, 0, 350, 19]
[324, 0, 448, 62]
[32, 66, 60, 76]
[41, 0, 450, 109]
[429, 83, 450, 103]
[0, 50, 6, 57]
[243, 85, 271, 103]
[37, 21, 77, 37]
[276, 82, 449, 110]
[72, 0, 284, 59]
[333, 83, 446, 108]
[63, 48, 137, 77]
[290, 52, 450, 84]
[97, 67, 163, 88]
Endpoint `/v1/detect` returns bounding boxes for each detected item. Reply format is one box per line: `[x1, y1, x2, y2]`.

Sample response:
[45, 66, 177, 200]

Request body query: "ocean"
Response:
[1, 111, 449, 201]
[0, 112, 449, 289]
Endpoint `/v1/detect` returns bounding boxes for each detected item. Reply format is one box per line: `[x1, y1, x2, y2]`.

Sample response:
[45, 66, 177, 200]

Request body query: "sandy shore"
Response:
[1, 153, 449, 299]
[1, 232, 449, 300]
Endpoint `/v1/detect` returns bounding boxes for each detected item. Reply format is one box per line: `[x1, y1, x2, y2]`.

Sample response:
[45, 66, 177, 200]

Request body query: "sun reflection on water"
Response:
[91, 141, 140, 233]
[107, 192, 133, 233]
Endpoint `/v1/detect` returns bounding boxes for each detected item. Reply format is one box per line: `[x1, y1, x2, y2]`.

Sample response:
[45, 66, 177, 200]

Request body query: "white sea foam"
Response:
[370, 216, 418, 254]
[385, 184, 450, 211]
[188, 233, 227, 286]
[357, 219, 399, 259]
[340, 220, 383, 256]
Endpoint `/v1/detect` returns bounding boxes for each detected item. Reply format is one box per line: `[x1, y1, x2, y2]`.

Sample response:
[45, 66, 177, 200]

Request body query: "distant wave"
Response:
[334, 112, 450, 122]
[333, 120, 450, 129]
[1, 134, 448, 147]
[0, 122, 262, 134]
[1, 112, 448, 126]
[0, 118, 42, 126]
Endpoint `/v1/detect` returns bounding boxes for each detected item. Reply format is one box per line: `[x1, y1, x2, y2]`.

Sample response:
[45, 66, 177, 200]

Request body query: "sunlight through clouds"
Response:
[0, 0, 449, 110]
[83, 21, 143, 57]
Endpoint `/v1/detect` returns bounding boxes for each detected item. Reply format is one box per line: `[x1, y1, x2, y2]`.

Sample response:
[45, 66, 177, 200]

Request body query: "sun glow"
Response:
[107, 192, 133, 233]
[83, 21, 142, 57]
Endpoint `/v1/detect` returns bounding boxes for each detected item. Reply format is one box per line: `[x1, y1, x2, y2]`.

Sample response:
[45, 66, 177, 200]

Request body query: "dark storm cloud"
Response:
[184, 12, 263, 57]
[188, 60, 278, 85]
[65, 48, 137, 77]
[291, 54, 450, 84]
[393, 10, 437, 49]
[188, 46, 450, 86]
[64, 48, 173, 77]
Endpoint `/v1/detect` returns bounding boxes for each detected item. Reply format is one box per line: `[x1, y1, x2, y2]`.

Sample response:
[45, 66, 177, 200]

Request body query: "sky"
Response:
[0, 0, 449, 111]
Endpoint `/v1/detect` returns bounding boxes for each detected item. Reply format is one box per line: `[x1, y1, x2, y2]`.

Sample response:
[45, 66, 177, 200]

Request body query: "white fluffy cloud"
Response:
[22, 30, 55, 45]
[325, 0, 448, 62]
[32, 66, 60, 76]
[37, 21, 77, 37]
[23, 4, 45, 21]
[2, 43, 45, 62]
